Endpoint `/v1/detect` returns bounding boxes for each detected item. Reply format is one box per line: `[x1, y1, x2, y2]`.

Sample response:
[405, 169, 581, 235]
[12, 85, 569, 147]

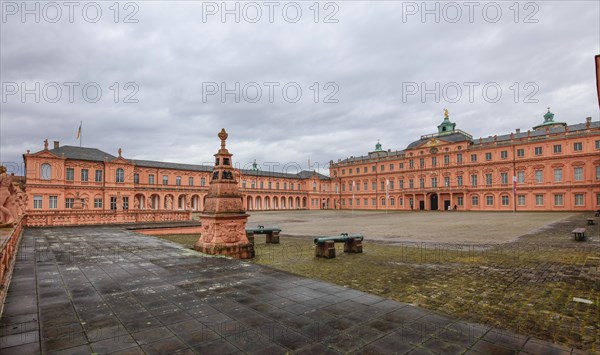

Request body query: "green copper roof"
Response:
[375, 140, 383, 151]
[437, 109, 456, 135]
[533, 108, 566, 130]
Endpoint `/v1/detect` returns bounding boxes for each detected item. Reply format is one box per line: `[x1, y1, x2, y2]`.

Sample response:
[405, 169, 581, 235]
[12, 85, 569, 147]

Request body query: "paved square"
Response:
[0, 226, 588, 354]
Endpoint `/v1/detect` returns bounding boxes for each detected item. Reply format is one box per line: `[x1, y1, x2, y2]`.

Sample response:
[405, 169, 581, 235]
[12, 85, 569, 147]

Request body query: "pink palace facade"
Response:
[21, 110, 600, 226]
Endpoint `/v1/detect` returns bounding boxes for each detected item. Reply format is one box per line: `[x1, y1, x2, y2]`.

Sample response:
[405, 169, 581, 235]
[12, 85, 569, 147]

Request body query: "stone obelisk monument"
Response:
[194, 129, 254, 259]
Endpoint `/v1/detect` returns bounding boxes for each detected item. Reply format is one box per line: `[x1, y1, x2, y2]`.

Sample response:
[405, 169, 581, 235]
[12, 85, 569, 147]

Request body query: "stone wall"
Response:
[25, 210, 192, 227]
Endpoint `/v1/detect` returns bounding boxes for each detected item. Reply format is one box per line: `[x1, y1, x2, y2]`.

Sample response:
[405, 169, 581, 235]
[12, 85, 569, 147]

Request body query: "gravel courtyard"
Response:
[247, 210, 576, 243]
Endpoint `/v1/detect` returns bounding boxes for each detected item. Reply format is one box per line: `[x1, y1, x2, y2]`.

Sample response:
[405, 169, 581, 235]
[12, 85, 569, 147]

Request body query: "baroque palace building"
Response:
[330, 110, 600, 212]
[21, 109, 600, 226]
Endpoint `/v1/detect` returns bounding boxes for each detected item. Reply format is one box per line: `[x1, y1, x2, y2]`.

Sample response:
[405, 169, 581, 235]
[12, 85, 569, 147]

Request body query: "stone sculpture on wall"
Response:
[0, 166, 26, 226]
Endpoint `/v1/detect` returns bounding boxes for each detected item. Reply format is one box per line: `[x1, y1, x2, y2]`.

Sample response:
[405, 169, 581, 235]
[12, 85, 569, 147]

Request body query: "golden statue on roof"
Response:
[443, 108, 449, 119]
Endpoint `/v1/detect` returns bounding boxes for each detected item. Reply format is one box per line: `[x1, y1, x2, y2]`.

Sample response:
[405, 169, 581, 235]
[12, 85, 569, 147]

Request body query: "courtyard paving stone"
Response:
[0, 225, 592, 354]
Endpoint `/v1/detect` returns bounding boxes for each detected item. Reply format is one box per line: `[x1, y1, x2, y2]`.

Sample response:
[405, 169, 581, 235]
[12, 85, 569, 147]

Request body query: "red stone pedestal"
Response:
[194, 129, 254, 259]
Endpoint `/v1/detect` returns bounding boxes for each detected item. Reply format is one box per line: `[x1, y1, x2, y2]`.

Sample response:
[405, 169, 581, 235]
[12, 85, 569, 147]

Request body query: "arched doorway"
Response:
[430, 193, 438, 211]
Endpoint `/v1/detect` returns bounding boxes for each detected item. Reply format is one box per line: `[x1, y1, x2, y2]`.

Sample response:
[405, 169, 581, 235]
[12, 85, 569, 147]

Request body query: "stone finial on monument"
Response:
[194, 129, 254, 259]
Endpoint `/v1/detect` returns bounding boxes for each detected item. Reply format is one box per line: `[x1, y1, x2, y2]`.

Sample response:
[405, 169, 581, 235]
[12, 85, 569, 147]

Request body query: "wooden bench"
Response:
[572, 228, 586, 241]
[246, 225, 281, 244]
[587, 218, 595, 226]
[314, 233, 363, 258]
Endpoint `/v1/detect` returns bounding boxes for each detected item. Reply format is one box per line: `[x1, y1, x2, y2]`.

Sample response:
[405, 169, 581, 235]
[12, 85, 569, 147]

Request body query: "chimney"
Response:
[53, 141, 59, 149]
[515, 128, 520, 133]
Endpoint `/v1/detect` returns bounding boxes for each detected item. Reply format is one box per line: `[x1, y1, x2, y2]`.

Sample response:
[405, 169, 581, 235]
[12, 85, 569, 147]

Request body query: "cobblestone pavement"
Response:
[0, 226, 592, 354]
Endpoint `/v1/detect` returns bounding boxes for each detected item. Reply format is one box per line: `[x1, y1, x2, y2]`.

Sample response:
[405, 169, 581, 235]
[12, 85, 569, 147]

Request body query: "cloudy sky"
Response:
[1, 1, 598, 176]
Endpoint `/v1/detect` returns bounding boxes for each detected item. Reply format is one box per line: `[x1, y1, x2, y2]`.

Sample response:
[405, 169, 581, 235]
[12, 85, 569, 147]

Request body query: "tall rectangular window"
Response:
[554, 169, 563, 182]
[176, 176, 181, 186]
[444, 176, 450, 187]
[389, 181, 394, 190]
[573, 142, 582, 151]
[162, 175, 168, 185]
[457, 196, 463, 206]
[94, 198, 103, 208]
[419, 178, 425, 188]
[49, 196, 58, 209]
[596, 140, 600, 149]
[33, 195, 42, 209]
[574, 167, 584, 181]
[596, 166, 600, 180]
[457, 154, 463, 163]
[471, 154, 477, 162]
[409, 160, 414, 169]
[535, 170, 543, 183]
[419, 158, 425, 168]
[364, 182, 368, 190]
[486, 195, 494, 206]
[399, 163, 404, 169]
[269, 182, 272, 189]
[517, 171, 525, 183]
[517, 149, 524, 157]
[372, 182, 376, 190]
[110, 197, 117, 210]
[500, 151, 508, 159]
[133, 173, 139, 184]
[123, 197, 129, 210]
[501, 195, 509, 206]
[201, 177, 206, 186]
[81, 169, 89, 182]
[431, 157, 437, 167]
[189, 177, 194, 186]
[95, 170, 103, 182]
[471, 174, 477, 187]
[485, 174, 492, 186]
[149, 174, 155, 185]
[554, 194, 563, 206]
[65, 198, 74, 208]
[389, 164, 394, 171]
[399, 180, 404, 189]
[535, 194, 544, 206]
[517, 195, 526, 206]
[457, 176, 463, 187]
[431, 177, 437, 188]
[501, 172, 508, 185]
[472, 196, 479, 206]
[444, 155, 450, 165]
[485, 152, 492, 161]
[409, 179, 414, 189]
[242, 180, 247, 189]
[380, 165, 385, 171]
[574, 194, 585, 206]
[534, 147, 542, 155]
[66, 168, 74, 181]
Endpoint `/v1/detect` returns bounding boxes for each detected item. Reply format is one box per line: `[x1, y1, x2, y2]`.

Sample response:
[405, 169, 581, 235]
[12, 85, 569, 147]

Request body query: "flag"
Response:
[76, 121, 82, 139]
[513, 175, 517, 194]
[352, 181, 355, 200]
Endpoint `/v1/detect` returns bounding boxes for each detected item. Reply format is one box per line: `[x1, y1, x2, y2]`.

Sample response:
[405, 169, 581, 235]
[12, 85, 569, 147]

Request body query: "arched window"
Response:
[40, 163, 52, 180]
[116, 168, 124, 183]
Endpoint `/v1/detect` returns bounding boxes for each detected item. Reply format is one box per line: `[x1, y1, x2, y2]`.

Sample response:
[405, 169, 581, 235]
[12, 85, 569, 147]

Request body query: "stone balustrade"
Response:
[25, 210, 192, 227]
[0, 216, 25, 316]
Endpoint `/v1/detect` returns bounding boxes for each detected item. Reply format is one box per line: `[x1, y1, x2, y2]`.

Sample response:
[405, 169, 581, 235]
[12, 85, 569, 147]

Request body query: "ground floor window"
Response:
[501, 195, 509, 206]
[94, 198, 103, 208]
[340, 199, 344, 206]
[486, 196, 494, 206]
[517, 195, 526, 206]
[399, 197, 403, 206]
[349, 199, 353, 206]
[457, 196, 463, 206]
[390, 198, 395, 206]
[596, 193, 600, 206]
[123, 196, 129, 210]
[364, 198, 368, 206]
[371, 198, 376, 206]
[535, 194, 544, 206]
[381, 198, 385, 206]
[110, 197, 117, 210]
[49, 196, 58, 209]
[33, 195, 42, 209]
[574, 193, 585, 206]
[471, 196, 479, 206]
[554, 194, 564, 206]
[356, 199, 360, 206]
[65, 198, 74, 209]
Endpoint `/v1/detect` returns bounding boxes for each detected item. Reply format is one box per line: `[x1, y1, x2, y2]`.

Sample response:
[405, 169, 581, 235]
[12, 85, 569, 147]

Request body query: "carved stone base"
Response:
[344, 238, 363, 253]
[194, 242, 255, 259]
[315, 241, 336, 258]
